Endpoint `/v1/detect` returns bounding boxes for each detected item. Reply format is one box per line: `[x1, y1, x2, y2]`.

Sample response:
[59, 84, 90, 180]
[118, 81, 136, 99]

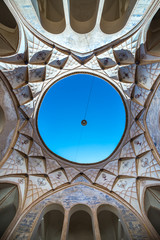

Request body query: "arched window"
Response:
[144, 186, 160, 235]
[0, 1, 19, 56]
[34, 0, 66, 34]
[97, 205, 128, 240]
[34, 204, 64, 240]
[100, 0, 137, 34]
[147, 8, 160, 55]
[67, 205, 94, 240]
[0, 183, 19, 238]
[70, 0, 99, 34]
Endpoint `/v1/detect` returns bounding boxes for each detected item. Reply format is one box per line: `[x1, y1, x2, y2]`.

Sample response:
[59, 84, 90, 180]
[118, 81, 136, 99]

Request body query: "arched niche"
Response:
[0, 106, 5, 133]
[35, 0, 66, 34]
[0, 78, 18, 162]
[67, 204, 94, 240]
[0, 183, 19, 238]
[70, 0, 99, 34]
[0, 1, 19, 56]
[147, 8, 160, 55]
[97, 205, 128, 240]
[144, 186, 160, 236]
[33, 204, 64, 240]
[100, 0, 137, 34]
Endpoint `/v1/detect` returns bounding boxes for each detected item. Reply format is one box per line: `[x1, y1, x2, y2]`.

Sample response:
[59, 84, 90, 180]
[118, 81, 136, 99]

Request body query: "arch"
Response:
[97, 205, 128, 240]
[67, 204, 94, 240]
[70, 0, 99, 34]
[0, 1, 19, 56]
[147, 8, 160, 55]
[35, 0, 66, 34]
[0, 183, 19, 238]
[33, 204, 64, 240]
[100, 0, 137, 34]
[144, 186, 160, 236]
[0, 106, 5, 133]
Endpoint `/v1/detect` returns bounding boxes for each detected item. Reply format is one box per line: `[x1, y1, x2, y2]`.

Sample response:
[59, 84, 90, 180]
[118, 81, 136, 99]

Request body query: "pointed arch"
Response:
[33, 204, 64, 240]
[0, 183, 19, 238]
[100, 0, 137, 34]
[0, 1, 19, 56]
[70, 0, 99, 33]
[144, 186, 160, 236]
[97, 204, 128, 240]
[33, 0, 66, 34]
[147, 8, 160, 55]
[67, 204, 94, 240]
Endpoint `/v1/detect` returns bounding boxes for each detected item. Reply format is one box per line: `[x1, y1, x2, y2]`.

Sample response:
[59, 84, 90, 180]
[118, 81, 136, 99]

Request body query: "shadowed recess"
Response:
[147, 8, 160, 55]
[68, 210, 94, 240]
[0, 183, 19, 238]
[0, 1, 19, 56]
[145, 186, 160, 236]
[34, 0, 66, 34]
[70, 0, 99, 34]
[0, 106, 5, 133]
[100, 0, 137, 34]
[98, 209, 127, 240]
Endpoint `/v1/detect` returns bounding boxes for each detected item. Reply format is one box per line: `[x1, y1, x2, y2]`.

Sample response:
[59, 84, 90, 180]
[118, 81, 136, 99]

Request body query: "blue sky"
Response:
[38, 74, 126, 163]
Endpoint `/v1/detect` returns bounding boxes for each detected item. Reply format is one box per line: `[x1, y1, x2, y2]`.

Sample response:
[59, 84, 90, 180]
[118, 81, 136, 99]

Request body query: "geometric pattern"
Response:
[120, 141, 136, 158]
[20, 121, 33, 138]
[28, 157, 46, 174]
[1, 2, 160, 232]
[26, 29, 52, 64]
[137, 63, 160, 90]
[28, 64, 45, 82]
[113, 178, 140, 213]
[64, 167, 80, 182]
[96, 171, 116, 191]
[24, 175, 52, 209]
[84, 169, 100, 182]
[119, 64, 136, 83]
[0, 150, 27, 176]
[113, 31, 140, 64]
[103, 160, 119, 175]
[97, 48, 116, 69]
[133, 85, 150, 106]
[46, 159, 61, 174]
[48, 48, 68, 68]
[119, 158, 137, 177]
[138, 151, 160, 179]
[29, 142, 44, 157]
[49, 170, 68, 189]
[130, 121, 143, 139]
[131, 101, 143, 119]
[14, 134, 31, 155]
[133, 134, 150, 156]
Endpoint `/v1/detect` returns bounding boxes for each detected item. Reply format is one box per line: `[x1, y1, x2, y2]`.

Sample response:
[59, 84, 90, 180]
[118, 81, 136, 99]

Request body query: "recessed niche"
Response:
[147, 8, 160, 55]
[144, 186, 160, 236]
[37, 74, 126, 163]
[0, 106, 5, 133]
[0, 1, 19, 56]
[68, 210, 94, 240]
[70, 0, 99, 34]
[35, 0, 66, 34]
[0, 183, 19, 238]
[100, 0, 137, 34]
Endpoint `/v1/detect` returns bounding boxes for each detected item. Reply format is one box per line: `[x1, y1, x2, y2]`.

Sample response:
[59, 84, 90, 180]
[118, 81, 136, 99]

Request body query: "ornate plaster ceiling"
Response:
[0, 0, 160, 239]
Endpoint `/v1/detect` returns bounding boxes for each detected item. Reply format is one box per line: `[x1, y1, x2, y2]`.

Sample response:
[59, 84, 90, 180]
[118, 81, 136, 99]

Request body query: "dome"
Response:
[0, 0, 160, 239]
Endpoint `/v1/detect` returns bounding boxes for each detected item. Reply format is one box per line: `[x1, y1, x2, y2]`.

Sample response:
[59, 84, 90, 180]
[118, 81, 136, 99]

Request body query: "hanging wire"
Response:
[74, 77, 95, 162]
[74, 126, 84, 162]
[83, 77, 95, 120]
